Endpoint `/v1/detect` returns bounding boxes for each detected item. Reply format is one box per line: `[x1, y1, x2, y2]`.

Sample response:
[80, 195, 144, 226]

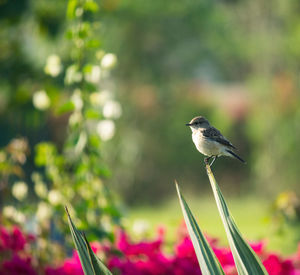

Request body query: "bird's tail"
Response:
[225, 149, 246, 163]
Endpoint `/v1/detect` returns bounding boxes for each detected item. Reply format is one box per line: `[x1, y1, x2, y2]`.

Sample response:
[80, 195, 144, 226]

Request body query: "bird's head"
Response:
[186, 116, 210, 131]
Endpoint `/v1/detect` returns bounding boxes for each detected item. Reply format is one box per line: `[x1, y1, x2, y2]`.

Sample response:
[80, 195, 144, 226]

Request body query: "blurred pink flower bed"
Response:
[1, 224, 300, 275]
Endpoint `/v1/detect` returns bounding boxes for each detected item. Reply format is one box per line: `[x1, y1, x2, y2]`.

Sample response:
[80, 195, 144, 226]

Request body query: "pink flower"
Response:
[0, 254, 37, 275]
[26, 234, 36, 243]
[171, 257, 202, 275]
[45, 250, 84, 275]
[116, 230, 164, 258]
[109, 256, 138, 275]
[10, 226, 27, 252]
[263, 253, 295, 275]
[62, 250, 84, 275]
[0, 226, 27, 252]
[0, 227, 10, 251]
[0, 222, 293, 275]
[108, 230, 174, 275]
[175, 237, 197, 260]
[45, 266, 66, 275]
[213, 246, 234, 268]
[281, 259, 295, 275]
[249, 240, 266, 256]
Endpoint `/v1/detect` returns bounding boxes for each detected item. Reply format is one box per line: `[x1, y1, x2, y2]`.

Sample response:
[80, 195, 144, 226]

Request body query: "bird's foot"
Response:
[204, 156, 217, 167]
[209, 156, 217, 167]
[204, 157, 211, 165]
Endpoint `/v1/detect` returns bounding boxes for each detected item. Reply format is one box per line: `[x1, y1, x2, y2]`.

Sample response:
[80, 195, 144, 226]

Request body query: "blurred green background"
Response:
[0, 0, 300, 255]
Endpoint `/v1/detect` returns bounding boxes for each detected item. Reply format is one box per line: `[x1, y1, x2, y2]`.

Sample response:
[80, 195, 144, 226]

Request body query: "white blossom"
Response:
[65, 65, 82, 84]
[101, 53, 117, 69]
[12, 181, 28, 201]
[15, 211, 26, 223]
[44, 54, 62, 77]
[33, 90, 50, 110]
[36, 202, 52, 222]
[3, 206, 17, 219]
[85, 65, 101, 84]
[34, 181, 48, 198]
[86, 211, 97, 224]
[69, 111, 82, 126]
[71, 89, 83, 111]
[96, 120, 115, 141]
[89, 90, 112, 106]
[75, 7, 83, 17]
[3, 207, 26, 223]
[101, 215, 112, 232]
[48, 190, 62, 206]
[132, 219, 150, 236]
[103, 100, 122, 119]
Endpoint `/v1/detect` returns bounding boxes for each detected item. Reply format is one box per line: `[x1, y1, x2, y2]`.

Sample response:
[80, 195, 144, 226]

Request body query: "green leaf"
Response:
[175, 182, 225, 275]
[205, 165, 268, 275]
[82, 233, 112, 275]
[58, 101, 75, 115]
[83, 64, 93, 73]
[84, 1, 99, 13]
[78, 23, 91, 39]
[34, 142, 57, 166]
[84, 109, 101, 119]
[65, 207, 113, 275]
[66, 29, 74, 40]
[67, 0, 78, 19]
[86, 39, 101, 49]
[57, 101, 75, 115]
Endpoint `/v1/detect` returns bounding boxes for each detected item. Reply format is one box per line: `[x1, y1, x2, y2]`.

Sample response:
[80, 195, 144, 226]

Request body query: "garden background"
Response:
[0, 0, 300, 274]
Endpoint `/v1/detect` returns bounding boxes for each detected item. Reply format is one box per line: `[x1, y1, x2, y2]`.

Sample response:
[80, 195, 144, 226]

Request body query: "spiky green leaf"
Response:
[65, 207, 112, 275]
[175, 182, 225, 275]
[205, 165, 268, 275]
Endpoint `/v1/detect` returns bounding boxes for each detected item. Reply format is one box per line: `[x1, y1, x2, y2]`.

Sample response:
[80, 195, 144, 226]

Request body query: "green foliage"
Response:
[175, 182, 225, 275]
[0, 138, 29, 214]
[0, 139, 29, 181]
[1, 0, 121, 247]
[29, 0, 121, 241]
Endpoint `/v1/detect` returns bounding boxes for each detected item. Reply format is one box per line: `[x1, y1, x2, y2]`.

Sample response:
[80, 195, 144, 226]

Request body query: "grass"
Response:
[126, 194, 298, 255]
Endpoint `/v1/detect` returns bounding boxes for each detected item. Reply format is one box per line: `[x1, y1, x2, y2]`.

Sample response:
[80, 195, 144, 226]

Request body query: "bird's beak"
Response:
[186, 123, 192, 126]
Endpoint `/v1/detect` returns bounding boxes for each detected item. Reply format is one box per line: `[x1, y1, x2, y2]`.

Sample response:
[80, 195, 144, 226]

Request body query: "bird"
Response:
[186, 116, 245, 166]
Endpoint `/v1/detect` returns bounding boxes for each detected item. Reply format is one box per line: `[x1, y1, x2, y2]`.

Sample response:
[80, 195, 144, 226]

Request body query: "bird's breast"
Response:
[192, 131, 223, 156]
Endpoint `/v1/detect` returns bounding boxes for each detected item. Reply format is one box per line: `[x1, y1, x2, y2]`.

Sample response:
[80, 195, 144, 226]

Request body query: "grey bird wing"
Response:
[202, 127, 236, 149]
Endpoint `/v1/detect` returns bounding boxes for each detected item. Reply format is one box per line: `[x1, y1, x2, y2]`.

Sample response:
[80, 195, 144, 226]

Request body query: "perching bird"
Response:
[186, 116, 245, 166]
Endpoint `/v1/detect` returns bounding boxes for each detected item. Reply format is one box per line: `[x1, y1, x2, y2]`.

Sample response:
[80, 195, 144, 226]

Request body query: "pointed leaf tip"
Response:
[65, 206, 70, 216]
[175, 181, 180, 195]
